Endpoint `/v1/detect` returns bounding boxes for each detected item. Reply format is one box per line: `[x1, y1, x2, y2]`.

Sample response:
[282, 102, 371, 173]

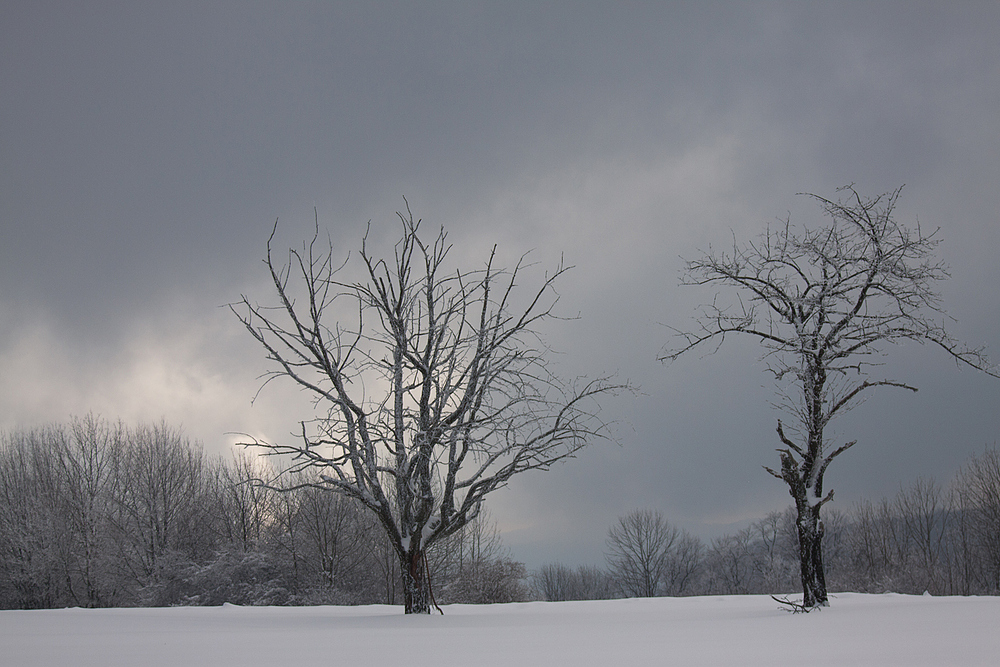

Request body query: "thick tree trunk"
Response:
[775, 440, 830, 608]
[402, 548, 430, 614]
[793, 500, 828, 607]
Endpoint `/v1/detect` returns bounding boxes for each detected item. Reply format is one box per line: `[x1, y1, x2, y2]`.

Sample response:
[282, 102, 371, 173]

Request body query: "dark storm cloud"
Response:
[3, 1, 999, 568]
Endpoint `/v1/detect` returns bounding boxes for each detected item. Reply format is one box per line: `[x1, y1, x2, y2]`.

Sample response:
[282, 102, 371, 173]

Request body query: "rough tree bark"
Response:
[232, 204, 620, 613]
[662, 185, 996, 607]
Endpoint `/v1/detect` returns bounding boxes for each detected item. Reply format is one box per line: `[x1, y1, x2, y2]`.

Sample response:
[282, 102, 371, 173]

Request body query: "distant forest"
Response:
[2, 415, 999, 609]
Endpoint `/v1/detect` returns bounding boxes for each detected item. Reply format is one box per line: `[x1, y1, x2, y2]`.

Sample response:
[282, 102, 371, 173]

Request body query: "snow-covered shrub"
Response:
[140, 549, 298, 607]
[441, 559, 529, 604]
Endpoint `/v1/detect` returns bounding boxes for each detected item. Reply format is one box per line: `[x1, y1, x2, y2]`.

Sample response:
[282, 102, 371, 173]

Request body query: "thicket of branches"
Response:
[0, 416, 528, 610]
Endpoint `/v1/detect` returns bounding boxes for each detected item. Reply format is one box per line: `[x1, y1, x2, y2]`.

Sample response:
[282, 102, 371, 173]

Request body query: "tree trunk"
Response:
[793, 497, 828, 608]
[402, 548, 430, 614]
[776, 442, 830, 608]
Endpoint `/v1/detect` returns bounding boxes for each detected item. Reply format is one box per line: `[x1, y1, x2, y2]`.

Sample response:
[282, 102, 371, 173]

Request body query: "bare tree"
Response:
[0, 426, 68, 608]
[59, 415, 124, 607]
[232, 207, 620, 613]
[662, 185, 996, 607]
[954, 449, 1000, 592]
[748, 509, 798, 594]
[213, 450, 276, 552]
[109, 421, 211, 589]
[662, 530, 704, 596]
[428, 509, 530, 604]
[606, 509, 679, 597]
[295, 481, 375, 596]
[705, 527, 756, 595]
[896, 477, 950, 594]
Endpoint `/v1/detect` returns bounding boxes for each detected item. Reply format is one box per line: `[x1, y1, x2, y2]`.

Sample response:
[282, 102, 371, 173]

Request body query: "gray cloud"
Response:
[3, 1, 999, 568]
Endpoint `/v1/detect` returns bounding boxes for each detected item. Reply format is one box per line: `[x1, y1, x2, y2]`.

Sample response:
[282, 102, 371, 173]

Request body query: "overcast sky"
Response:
[3, 1, 1000, 568]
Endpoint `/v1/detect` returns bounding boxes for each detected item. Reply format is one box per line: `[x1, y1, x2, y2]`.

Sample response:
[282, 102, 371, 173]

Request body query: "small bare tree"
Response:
[662, 185, 996, 607]
[663, 530, 704, 596]
[606, 508, 679, 597]
[706, 528, 755, 595]
[232, 206, 619, 613]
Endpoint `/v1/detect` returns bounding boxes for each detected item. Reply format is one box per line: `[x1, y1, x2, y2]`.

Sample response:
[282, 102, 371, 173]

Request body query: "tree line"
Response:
[0, 415, 527, 610]
[539, 448, 1000, 601]
[4, 415, 1000, 609]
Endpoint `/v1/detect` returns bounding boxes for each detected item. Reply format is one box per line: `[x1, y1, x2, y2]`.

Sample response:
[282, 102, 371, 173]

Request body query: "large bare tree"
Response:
[232, 206, 619, 613]
[662, 185, 996, 607]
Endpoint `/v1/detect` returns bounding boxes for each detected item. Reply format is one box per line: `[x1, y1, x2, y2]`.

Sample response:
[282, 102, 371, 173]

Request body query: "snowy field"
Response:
[2, 594, 997, 666]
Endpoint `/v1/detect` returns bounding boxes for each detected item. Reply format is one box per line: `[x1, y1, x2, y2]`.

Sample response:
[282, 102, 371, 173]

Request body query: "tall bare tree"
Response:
[662, 185, 996, 607]
[109, 421, 211, 587]
[232, 206, 619, 613]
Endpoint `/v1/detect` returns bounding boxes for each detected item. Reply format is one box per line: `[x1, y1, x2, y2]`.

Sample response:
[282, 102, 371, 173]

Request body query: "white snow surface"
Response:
[2, 594, 997, 666]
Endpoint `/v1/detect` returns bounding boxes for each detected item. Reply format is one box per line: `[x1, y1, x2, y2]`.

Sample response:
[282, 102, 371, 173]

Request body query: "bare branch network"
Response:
[230, 206, 623, 613]
[665, 185, 994, 449]
[662, 185, 996, 607]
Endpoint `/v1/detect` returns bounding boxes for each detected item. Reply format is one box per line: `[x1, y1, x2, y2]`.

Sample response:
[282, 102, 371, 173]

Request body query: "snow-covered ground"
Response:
[2, 594, 997, 666]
